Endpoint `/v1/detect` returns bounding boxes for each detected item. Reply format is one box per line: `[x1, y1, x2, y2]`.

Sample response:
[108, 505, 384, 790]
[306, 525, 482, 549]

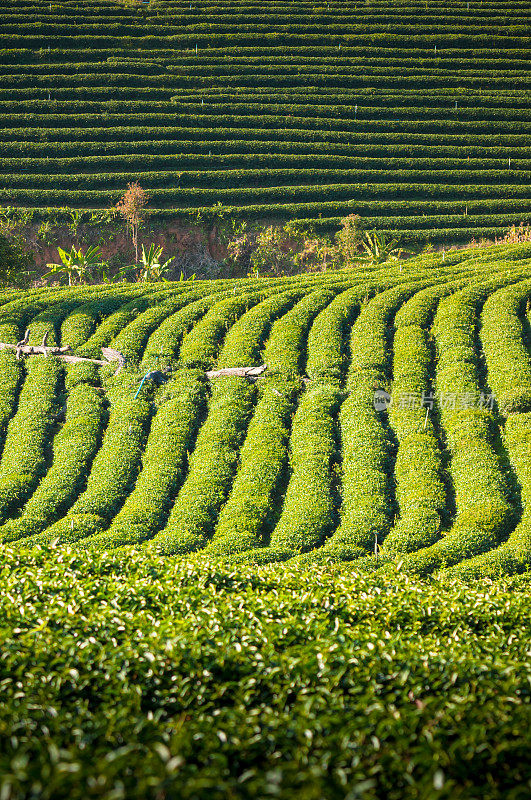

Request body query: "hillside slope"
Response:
[0, 0, 530, 240]
[0, 242, 530, 578]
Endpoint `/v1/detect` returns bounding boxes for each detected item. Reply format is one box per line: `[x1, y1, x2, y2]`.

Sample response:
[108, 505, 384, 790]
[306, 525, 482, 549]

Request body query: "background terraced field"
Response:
[1, 242, 531, 578]
[1, 0, 531, 240]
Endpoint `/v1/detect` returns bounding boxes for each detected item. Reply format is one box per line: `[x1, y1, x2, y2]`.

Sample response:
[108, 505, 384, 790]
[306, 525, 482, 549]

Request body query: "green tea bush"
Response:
[85, 370, 207, 550]
[322, 285, 418, 559]
[383, 286, 450, 554]
[60, 290, 139, 350]
[0, 548, 529, 800]
[268, 383, 340, 552]
[263, 287, 338, 377]
[141, 291, 228, 368]
[0, 382, 105, 543]
[0, 356, 61, 521]
[480, 279, 531, 413]
[149, 377, 255, 555]
[399, 276, 526, 576]
[216, 288, 303, 368]
[208, 379, 297, 555]
[445, 410, 531, 579]
[0, 288, 76, 343]
[30, 393, 152, 545]
[305, 285, 363, 384]
[76, 294, 162, 358]
[27, 297, 89, 346]
[178, 291, 273, 368]
[108, 287, 208, 363]
[226, 382, 341, 565]
[0, 350, 22, 451]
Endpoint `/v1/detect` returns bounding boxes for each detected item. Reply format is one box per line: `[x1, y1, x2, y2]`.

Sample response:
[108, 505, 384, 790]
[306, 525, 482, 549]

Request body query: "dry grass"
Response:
[495, 222, 531, 244]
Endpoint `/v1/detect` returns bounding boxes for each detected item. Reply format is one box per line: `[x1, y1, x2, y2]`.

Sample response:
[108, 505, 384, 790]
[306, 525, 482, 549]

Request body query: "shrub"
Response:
[148, 377, 256, 556]
[0, 356, 61, 522]
[0, 232, 33, 288]
[31, 393, 152, 545]
[0, 550, 529, 800]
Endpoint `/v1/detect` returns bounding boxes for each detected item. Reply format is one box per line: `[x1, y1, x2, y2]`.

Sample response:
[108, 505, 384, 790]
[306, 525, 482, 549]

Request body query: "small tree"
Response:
[250, 225, 294, 277]
[293, 235, 337, 272]
[335, 214, 362, 265]
[116, 182, 150, 263]
[225, 221, 255, 275]
[0, 207, 35, 287]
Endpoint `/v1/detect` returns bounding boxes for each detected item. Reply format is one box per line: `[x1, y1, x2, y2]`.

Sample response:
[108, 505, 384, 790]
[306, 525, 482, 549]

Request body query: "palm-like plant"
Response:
[120, 244, 175, 282]
[357, 230, 406, 265]
[45, 245, 106, 285]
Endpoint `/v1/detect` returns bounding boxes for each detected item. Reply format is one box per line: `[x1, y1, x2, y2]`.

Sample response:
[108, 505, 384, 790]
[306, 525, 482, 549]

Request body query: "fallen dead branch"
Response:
[1, 329, 127, 374]
[3, 329, 268, 383]
[204, 364, 268, 380]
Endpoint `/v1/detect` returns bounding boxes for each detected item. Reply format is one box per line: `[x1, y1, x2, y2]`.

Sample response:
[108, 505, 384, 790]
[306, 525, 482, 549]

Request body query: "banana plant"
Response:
[178, 270, 196, 281]
[356, 230, 410, 265]
[119, 243, 175, 282]
[44, 245, 107, 285]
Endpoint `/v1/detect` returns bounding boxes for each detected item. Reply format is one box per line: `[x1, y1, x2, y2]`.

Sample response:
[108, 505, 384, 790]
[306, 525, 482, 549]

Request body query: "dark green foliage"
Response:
[0, 549, 529, 800]
[0, 232, 33, 288]
[149, 377, 256, 555]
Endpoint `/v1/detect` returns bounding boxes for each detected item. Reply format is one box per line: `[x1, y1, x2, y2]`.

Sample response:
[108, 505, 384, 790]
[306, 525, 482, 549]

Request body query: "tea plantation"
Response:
[0, 551, 529, 799]
[1, 0, 531, 239]
[1, 244, 531, 797]
[1, 243, 531, 576]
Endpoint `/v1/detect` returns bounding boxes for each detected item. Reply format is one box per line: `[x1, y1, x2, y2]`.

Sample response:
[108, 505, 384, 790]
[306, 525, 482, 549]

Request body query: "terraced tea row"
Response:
[2, 242, 531, 579]
[1, 0, 530, 239]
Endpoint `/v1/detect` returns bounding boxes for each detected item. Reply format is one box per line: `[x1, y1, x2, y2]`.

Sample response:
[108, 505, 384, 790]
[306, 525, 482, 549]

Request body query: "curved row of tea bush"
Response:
[0, 356, 62, 522]
[479, 278, 531, 413]
[148, 376, 256, 555]
[229, 382, 341, 564]
[84, 370, 207, 551]
[1, 245, 531, 579]
[382, 282, 462, 554]
[0, 380, 106, 544]
[2, 0, 530, 238]
[207, 379, 297, 556]
[398, 269, 529, 575]
[29, 390, 152, 546]
[322, 286, 417, 560]
[445, 278, 531, 578]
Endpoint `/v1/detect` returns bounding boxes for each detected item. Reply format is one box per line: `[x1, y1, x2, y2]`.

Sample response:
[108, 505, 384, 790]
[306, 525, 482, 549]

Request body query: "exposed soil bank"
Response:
[26, 219, 227, 280]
